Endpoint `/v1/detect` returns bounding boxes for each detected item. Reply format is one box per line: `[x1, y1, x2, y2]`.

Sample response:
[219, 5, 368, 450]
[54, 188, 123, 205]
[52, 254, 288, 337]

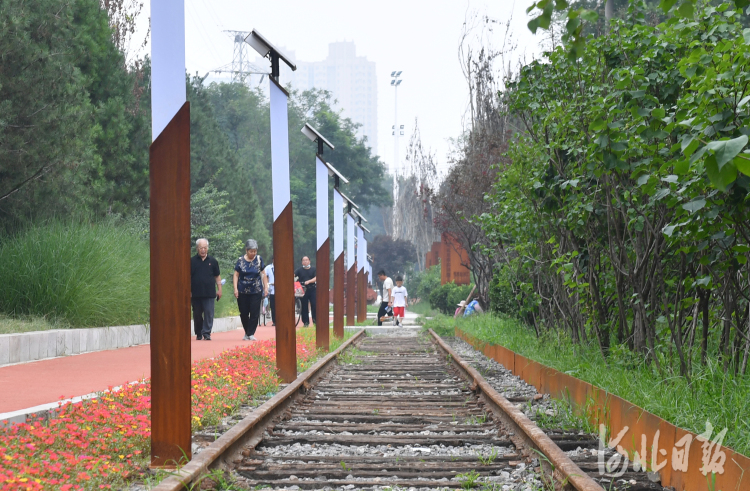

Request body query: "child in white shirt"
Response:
[391, 276, 408, 327]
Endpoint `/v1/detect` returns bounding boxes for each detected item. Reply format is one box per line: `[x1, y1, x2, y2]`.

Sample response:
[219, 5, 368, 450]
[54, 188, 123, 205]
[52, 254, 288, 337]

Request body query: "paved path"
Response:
[0, 324, 280, 414]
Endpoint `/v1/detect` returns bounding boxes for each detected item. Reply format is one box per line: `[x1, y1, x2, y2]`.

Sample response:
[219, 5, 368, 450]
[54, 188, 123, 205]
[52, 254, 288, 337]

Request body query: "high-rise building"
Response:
[256, 42, 378, 153]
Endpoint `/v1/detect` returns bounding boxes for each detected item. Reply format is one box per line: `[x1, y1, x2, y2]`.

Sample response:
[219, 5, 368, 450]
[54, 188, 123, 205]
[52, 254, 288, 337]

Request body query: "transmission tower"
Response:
[213, 30, 268, 84]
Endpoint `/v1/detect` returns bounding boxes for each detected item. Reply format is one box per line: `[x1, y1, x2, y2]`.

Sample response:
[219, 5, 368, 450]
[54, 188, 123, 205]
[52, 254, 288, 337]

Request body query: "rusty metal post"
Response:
[333, 190, 345, 338]
[149, 102, 192, 467]
[269, 77, 296, 383]
[149, 0, 191, 468]
[316, 239, 330, 350]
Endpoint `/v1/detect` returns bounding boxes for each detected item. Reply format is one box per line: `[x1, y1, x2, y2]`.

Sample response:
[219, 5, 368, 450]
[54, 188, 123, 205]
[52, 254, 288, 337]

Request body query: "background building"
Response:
[254, 41, 378, 153]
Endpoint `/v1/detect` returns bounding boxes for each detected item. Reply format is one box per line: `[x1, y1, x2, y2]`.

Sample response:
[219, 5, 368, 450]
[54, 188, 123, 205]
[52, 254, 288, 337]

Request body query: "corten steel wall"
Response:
[439, 233, 471, 286]
[455, 328, 750, 491]
[316, 239, 330, 350]
[149, 102, 192, 467]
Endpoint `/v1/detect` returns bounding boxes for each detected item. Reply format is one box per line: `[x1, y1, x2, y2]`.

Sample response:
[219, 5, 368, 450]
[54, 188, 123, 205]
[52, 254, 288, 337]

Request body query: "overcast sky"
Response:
[131, 0, 545, 175]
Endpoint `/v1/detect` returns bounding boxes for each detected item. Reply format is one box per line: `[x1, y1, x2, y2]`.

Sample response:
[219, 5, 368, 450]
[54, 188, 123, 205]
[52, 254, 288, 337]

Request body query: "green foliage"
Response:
[428, 282, 473, 315]
[190, 182, 245, 277]
[408, 264, 441, 302]
[369, 235, 417, 279]
[0, 220, 149, 327]
[482, 2, 750, 375]
[488, 265, 520, 317]
[454, 314, 750, 455]
[0, 0, 151, 227]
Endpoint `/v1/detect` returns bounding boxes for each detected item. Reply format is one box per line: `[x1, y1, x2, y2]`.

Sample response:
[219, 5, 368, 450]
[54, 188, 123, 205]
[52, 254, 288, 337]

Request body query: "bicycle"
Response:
[294, 281, 304, 326]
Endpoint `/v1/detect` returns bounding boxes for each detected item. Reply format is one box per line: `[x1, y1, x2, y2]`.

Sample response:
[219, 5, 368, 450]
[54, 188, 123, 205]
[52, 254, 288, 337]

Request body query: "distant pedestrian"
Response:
[391, 275, 408, 327]
[377, 270, 394, 326]
[264, 256, 276, 326]
[233, 239, 268, 341]
[190, 239, 222, 341]
[294, 256, 316, 326]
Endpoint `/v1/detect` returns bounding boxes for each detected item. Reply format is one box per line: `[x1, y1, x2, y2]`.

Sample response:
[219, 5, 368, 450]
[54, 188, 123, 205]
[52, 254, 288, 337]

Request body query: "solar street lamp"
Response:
[246, 29, 298, 383]
[301, 123, 347, 348]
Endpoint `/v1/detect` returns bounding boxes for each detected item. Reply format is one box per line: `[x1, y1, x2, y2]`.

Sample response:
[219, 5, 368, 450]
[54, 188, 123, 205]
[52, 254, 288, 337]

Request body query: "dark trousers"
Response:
[301, 287, 316, 325]
[377, 301, 392, 326]
[268, 294, 276, 325]
[191, 297, 215, 337]
[237, 293, 262, 336]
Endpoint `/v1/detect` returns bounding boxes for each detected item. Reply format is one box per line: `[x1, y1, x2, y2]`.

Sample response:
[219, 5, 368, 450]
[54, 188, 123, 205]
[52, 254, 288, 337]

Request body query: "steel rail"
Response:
[428, 329, 604, 491]
[153, 329, 366, 491]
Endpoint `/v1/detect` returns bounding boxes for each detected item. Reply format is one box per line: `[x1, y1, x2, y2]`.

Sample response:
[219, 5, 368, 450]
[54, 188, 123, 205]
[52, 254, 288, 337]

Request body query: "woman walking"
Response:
[233, 239, 268, 340]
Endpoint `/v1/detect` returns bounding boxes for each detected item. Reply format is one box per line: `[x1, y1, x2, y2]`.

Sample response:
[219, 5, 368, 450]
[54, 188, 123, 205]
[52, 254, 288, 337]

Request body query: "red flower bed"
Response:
[0, 332, 318, 490]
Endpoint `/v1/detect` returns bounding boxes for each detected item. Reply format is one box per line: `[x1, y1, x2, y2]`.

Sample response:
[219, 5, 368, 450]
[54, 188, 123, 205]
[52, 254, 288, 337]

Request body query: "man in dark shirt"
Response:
[294, 256, 316, 327]
[191, 238, 222, 340]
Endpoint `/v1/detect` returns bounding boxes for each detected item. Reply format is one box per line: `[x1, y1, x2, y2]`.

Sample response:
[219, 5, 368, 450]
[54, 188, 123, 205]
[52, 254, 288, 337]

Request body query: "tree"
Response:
[368, 235, 417, 280]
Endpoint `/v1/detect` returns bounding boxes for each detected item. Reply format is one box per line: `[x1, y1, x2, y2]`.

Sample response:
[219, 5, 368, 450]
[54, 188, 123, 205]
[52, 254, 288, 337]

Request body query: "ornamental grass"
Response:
[0, 331, 318, 490]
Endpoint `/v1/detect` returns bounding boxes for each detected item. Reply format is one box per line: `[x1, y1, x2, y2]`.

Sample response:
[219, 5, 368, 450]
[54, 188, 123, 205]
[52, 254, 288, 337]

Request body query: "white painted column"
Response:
[151, 0, 186, 141]
[334, 190, 344, 258]
[316, 157, 328, 249]
[347, 214, 355, 269]
[270, 80, 291, 220]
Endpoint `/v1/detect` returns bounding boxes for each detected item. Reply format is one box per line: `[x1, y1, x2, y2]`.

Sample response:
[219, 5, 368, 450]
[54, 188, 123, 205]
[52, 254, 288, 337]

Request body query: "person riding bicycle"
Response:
[294, 256, 316, 327]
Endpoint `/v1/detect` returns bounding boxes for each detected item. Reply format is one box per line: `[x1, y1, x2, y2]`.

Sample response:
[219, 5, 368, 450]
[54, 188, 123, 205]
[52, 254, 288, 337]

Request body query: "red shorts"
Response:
[393, 306, 405, 317]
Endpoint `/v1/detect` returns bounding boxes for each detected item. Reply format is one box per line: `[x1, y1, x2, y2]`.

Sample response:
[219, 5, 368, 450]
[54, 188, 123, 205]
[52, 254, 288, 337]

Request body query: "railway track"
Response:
[154, 329, 667, 491]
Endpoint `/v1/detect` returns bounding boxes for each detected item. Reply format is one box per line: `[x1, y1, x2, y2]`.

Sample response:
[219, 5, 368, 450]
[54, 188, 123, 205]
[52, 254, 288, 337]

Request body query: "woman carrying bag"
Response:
[233, 239, 268, 340]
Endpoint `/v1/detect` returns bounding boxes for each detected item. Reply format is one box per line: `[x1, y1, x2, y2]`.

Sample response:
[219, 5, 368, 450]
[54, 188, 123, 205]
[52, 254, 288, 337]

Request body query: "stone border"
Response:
[0, 317, 242, 367]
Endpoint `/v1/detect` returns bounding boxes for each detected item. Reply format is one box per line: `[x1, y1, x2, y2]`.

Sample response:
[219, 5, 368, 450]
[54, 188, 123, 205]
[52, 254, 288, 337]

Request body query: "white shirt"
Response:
[392, 286, 407, 307]
[264, 264, 275, 295]
[382, 277, 394, 303]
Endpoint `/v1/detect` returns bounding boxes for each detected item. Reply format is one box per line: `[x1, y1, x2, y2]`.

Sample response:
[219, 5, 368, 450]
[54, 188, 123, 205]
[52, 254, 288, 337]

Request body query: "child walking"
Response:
[391, 276, 408, 327]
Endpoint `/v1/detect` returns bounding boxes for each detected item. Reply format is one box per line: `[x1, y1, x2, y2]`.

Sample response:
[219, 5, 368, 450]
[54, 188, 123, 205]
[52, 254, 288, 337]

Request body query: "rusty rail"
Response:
[429, 329, 604, 491]
[152, 329, 366, 491]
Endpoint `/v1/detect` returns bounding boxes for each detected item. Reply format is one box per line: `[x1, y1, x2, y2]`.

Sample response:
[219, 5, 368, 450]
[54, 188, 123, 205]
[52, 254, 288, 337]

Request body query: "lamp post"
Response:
[149, 0, 191, 468]
[352, 208, 369, 323]
[342, 193, 359, 327]
[301, 124, 349, 348]
[245, 29, 297, 383]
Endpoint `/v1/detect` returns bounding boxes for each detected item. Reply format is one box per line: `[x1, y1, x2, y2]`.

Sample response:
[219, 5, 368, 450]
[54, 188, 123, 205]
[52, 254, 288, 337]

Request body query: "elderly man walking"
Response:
[191, 238, 222, 340]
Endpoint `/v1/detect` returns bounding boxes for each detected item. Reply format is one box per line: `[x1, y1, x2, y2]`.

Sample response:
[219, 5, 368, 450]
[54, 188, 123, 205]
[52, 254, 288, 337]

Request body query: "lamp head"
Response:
[301, 123, 334, 155]
[245, 29, 296, 81]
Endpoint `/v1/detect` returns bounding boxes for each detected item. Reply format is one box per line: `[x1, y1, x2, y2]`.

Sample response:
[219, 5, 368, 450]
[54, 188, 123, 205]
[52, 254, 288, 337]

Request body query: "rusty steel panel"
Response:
[333, 254, 345, 338]
[539, 367, 561, 400]
[346, 264, 356, 327]
[315, 239, 330, 351]
[274, 203, 296, 383]
[150, 102, 192, 468]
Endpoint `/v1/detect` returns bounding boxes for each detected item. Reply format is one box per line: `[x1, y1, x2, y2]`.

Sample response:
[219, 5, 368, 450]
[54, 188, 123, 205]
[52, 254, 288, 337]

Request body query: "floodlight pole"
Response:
[333, 183, 345, 338]
[149, 0, 191, 468]
[346, 210, 357, 327]
[247, 30, 298, 383]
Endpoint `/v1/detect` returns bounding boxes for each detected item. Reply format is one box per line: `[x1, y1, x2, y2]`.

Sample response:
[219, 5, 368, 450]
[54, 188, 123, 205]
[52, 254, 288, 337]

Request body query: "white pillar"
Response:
[150, 0, 186, 141]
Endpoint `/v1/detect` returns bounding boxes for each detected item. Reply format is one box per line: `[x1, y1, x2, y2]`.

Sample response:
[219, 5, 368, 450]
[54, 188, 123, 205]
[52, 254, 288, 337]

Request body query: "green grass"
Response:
[0, 220, 149, 328]
[408, 300, 439, 317]
[0, 313, 73, 335]
[431, 314, 750, 457]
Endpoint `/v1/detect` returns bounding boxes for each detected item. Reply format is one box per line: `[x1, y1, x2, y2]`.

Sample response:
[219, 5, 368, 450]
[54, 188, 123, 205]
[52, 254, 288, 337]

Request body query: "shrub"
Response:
[408, 264, 441, 302]
[0, 220, 149, 327]
[428, 281, 473, 315]
[489, 266, 519, 317]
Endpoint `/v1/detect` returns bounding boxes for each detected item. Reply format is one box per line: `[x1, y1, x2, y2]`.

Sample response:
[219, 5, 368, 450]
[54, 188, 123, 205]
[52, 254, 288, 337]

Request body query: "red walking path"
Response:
[0, 324, 280, 415]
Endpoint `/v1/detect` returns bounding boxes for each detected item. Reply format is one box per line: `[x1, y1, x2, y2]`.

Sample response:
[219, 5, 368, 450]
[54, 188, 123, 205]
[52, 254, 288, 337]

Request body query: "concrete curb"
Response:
[0, 317, 242, 368]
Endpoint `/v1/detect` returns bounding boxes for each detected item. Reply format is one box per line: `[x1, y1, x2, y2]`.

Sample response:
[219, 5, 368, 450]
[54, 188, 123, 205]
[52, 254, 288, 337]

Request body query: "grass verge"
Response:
[427, 313, 750, 456]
